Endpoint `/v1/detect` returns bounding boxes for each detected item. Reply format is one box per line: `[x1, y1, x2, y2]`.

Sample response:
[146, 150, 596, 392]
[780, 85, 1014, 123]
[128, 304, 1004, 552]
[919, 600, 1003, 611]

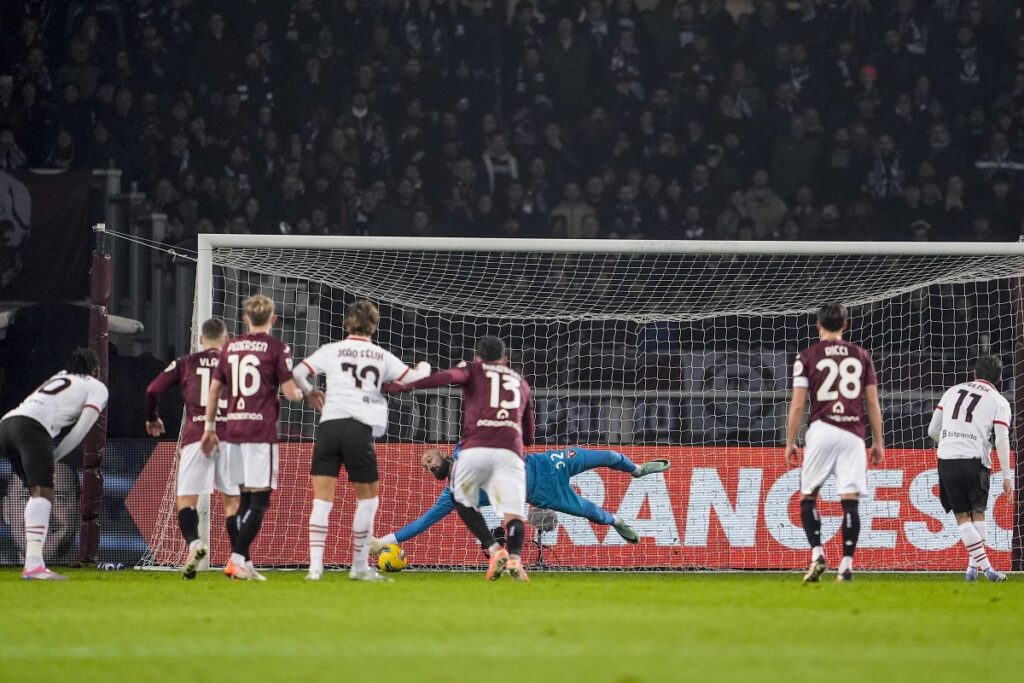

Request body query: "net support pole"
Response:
[1012, 277, 1024, 572]
[195, 236, 214, 568]
[79, 223, 111, 565]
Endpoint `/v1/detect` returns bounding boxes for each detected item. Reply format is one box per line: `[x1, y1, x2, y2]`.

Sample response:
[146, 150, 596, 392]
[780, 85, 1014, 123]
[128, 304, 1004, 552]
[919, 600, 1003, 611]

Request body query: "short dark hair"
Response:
[475, 336, 507, 362]
[201, 317, 226, 341]
[973, 355, 1002, 386]
[67, 348, 99, 375]
[817, 302, 848, 332]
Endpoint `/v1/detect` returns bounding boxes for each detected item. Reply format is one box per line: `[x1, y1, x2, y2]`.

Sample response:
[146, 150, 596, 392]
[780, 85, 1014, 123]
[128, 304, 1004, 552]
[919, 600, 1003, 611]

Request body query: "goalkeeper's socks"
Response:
[506, 519, 526, 558]
[24, 497, 51, 570]
[309, 498, 333, 574]
[799, 498, 821, 552]
[958, 522, 992, 571]
[841, 499, 860, 558]
[837, 556, 853, 574]
[351, 497, 379, 573]
[178, 507, 199, 544]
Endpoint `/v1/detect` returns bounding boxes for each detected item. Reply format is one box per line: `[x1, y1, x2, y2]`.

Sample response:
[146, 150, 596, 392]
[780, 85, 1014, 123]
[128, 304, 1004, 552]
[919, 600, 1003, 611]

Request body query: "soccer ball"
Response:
[378, 544, 408, 572]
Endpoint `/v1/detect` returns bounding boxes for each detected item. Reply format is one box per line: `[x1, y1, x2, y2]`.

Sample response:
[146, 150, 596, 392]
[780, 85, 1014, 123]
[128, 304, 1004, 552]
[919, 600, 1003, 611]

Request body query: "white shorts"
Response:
[176, 442, 240, 497]
[221, 442, 279, 491]
[451, 447, 526, 519]
[801, 421, 867, 496]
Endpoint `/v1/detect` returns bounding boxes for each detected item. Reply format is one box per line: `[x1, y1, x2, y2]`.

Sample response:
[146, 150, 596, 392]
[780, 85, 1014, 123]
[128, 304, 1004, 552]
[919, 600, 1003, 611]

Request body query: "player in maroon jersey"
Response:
[384, 336, 535, 581]
[145, 317, 237, 579]
[200, 295, 307, 581]
[785, 303, 884, 583]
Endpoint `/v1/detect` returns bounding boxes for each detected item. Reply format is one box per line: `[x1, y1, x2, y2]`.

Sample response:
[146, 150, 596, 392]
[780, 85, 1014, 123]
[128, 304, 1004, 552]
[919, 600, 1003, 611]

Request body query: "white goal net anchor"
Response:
[135, 237, 1023, 572]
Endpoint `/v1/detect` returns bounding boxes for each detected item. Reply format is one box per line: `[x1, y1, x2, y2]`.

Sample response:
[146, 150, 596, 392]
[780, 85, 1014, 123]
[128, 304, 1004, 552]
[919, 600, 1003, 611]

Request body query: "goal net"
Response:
[137, 237, 1023, 571]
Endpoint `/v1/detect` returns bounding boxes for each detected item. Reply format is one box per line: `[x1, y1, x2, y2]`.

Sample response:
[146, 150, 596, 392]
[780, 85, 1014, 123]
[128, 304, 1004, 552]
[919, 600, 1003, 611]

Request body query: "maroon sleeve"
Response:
[382, 366, 472, 394]
[521, 387, 535, 447]
[145, 358, 182, 421]
[862, 348, 878, 387]
[275, 342, 293, 384]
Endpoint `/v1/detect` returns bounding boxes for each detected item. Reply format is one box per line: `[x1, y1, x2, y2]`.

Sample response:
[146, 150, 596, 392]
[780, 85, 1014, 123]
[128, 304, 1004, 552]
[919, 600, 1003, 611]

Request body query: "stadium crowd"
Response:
[2, 0, 1023, 243]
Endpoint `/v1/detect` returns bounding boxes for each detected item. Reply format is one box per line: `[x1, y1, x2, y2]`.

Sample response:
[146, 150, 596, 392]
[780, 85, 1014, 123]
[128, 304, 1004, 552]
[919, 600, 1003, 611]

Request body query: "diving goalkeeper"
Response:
[371, 445, 670, 552]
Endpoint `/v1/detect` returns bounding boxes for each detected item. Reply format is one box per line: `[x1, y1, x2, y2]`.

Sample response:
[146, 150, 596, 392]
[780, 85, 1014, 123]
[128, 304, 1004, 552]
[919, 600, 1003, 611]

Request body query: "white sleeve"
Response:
[928, 407, 943, 444]
[381, 350, 430, 384]
[299, 346, 327, 376]
[994, 399, 1012, 474]
[54, 405, 102, 461]
[87, 382, 109, 412]
[994, 423, 1011, 475]
[792, 355, 808, 389]
[292, 349, 322, 396]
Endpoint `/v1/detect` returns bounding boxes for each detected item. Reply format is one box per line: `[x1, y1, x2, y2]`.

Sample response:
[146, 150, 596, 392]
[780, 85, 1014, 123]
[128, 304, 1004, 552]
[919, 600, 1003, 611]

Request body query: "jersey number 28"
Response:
[815, 357, 863, 401]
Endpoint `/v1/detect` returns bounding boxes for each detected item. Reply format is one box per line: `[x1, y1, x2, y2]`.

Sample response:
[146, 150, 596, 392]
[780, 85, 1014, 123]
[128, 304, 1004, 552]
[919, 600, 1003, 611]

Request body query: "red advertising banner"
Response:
[126, 444, 1015, 570]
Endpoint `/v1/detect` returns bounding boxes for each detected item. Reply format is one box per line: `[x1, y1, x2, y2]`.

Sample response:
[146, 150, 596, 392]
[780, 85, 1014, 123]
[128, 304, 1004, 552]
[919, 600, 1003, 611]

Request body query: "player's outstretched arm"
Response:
[54, 405, 102, 461]
[784, 386, 807, 466]
[144, 365, 179, 437]
[394, 360, 431, 384]
[865, 384, 885, 465]
[390, 488, 458, 545]
[382, 366, 471, 394]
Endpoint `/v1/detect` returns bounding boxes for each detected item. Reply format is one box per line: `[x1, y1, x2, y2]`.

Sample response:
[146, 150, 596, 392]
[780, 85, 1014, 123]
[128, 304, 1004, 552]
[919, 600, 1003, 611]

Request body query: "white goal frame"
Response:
[189, 235, 1024, 571]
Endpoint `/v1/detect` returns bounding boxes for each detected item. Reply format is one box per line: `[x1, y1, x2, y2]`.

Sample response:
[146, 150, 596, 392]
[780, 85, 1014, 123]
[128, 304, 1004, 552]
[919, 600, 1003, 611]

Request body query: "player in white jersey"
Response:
[928, 355, 1011, 582]
[292, 300, 430, 581]
[0, 349, 109, 580]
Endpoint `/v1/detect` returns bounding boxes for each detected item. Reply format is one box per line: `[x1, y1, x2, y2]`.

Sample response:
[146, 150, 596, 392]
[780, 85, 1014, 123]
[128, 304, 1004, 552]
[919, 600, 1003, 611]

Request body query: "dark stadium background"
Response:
[1, 0, 1023, 566]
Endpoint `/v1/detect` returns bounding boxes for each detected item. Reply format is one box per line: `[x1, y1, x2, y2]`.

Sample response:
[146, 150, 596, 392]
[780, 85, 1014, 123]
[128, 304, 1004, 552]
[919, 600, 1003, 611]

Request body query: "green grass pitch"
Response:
[1, 569, 1021, 683]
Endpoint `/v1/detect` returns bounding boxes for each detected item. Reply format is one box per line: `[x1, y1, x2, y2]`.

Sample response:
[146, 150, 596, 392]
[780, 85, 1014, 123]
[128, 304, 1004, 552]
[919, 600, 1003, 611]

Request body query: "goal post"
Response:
[137, 235, 1024, 571]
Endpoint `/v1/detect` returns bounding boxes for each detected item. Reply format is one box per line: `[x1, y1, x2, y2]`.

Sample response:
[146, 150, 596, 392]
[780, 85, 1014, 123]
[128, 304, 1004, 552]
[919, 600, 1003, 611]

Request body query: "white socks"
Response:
[838, 556, 853, 573]
[968, 520, 986, 568]
[959, 522, 991, 571]
[351, 497, 379, 572]
[811, 545, 825, 562]
[24, 497, 51, 570]
[230, 552, 247, 568]
[309, 498, 333, 574]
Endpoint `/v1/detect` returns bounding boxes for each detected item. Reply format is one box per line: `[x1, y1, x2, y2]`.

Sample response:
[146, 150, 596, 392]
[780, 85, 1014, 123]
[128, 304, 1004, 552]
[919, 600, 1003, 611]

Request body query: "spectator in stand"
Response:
[0, 0, 1020, 243]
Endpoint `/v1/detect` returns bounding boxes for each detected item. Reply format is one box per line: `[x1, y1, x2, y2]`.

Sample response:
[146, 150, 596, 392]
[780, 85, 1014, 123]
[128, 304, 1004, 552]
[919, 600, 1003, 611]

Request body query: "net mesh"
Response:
[136, 243, 1023, 571]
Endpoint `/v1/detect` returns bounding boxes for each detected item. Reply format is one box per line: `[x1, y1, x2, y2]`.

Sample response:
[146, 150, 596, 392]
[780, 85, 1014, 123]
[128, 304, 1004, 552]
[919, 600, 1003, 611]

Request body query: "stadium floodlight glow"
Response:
[135, 236, 1023, 572]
